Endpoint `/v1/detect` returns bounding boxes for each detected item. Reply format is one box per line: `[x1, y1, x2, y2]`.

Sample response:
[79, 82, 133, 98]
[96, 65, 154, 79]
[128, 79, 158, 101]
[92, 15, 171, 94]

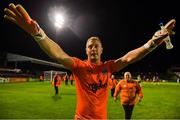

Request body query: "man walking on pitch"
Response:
[114, 72, 143, 119]
[52, 72, 62, 95]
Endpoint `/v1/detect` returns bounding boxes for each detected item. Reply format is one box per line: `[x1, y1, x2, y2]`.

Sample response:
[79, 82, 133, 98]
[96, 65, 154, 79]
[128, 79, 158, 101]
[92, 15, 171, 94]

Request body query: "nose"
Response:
[91, 46, 97, 50]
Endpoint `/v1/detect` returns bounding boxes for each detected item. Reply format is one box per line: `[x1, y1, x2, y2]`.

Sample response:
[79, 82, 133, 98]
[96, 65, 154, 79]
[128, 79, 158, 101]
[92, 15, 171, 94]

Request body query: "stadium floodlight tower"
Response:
[54, 13, 65, 29]
[48, 6, 67, 31]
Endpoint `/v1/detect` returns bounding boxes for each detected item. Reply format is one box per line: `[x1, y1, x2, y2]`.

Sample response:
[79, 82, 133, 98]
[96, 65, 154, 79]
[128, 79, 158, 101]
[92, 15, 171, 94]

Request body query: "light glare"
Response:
[54, 13, 65, 29]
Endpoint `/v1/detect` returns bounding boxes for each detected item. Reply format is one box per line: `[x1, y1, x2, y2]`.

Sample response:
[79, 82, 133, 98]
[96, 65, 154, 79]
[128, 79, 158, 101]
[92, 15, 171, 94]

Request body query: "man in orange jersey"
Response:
[4, 3, 176, 119]
[109, 74, 118, 97]
[114, 72, 143, 119]
[69, 73, 74, 85]
[52, 72, 62, 95]
[63, 72, 69, 85]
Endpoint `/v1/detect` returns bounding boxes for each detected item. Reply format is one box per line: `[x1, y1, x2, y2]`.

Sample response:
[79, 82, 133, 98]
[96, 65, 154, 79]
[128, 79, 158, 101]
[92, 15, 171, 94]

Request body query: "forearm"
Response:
[37, 36, 69, 61]
[32, 28, 73, 69]
[120, 35, 167, 64]
[121, 44, 150, 64]
[113, 39, 160, 72]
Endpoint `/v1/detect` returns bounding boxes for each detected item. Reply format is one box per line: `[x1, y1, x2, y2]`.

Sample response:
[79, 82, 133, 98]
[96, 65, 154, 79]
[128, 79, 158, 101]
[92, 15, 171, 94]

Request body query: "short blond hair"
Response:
[86, 36, 102, 47]
[124, 72, 131, 77]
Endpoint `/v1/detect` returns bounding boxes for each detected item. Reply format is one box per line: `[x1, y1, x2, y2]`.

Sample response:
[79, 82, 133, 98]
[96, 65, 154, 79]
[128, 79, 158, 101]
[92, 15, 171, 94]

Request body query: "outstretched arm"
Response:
[4, 3, 74, 70]
[112, 19, 176, 72]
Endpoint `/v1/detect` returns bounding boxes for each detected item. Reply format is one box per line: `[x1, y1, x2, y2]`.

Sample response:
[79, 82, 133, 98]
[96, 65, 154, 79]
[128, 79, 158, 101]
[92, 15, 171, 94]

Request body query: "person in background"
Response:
[114, 72, 143, 120]
[39, 74, 44, 82]
[109, 74, 118, 97]
[69, 73, 74, 85]
[137, 74, 142, 86]
[52, 72, 62, 95]
[63, 72, 69, 85]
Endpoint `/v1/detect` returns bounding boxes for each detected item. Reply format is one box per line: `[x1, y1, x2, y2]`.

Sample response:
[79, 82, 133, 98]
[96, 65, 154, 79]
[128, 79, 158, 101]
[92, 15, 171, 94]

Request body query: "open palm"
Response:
[4, 3, 39, 35]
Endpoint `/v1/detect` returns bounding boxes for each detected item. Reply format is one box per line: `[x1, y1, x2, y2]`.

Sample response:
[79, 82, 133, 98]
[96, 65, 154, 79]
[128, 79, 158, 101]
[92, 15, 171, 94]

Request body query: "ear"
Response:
[85, 47, 88, 55]
[100, 47, 103, 54]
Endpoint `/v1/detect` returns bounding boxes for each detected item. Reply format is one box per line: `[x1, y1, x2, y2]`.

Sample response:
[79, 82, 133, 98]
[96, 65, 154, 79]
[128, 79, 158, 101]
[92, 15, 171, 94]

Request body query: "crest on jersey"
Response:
[102, 68, 107, 74]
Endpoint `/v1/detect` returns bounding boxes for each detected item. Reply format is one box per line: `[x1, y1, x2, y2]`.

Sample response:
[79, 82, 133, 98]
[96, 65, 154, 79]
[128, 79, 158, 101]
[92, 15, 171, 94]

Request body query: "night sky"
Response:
[0, 0, 179, 72]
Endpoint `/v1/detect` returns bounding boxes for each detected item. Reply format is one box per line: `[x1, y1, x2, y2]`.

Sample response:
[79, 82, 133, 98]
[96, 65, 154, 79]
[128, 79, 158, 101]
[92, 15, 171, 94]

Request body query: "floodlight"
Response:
[54, 13, 65, 29]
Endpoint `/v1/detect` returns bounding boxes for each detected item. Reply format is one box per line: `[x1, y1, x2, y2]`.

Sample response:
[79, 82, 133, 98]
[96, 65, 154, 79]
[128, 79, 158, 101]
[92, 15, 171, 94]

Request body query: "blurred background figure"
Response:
[114, 72, 143, 120]
[69, 73, 74, 85]
[52, 72, 62, 95]
[63, 73, 69, 85]
[108, 74, 118, 97]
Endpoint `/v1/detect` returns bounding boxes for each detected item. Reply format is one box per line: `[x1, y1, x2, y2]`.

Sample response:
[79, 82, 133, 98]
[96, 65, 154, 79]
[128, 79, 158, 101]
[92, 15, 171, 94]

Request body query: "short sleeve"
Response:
[105, 60, 117, 73]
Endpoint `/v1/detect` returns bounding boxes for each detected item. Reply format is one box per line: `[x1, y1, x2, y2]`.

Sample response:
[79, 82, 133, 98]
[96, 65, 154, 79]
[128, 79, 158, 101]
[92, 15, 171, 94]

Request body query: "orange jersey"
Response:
[108, 79, 118, 89]
[52, 75, 62, 86]
[70, 74, 74, 81]
[63, 73, 69, 80]
[114, 79, 143, 105]
[71, 57, 116, 119]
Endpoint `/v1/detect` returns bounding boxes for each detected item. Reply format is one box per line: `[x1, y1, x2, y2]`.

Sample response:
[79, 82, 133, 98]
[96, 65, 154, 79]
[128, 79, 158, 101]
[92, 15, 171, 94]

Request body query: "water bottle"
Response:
[159, 23, 173, 49]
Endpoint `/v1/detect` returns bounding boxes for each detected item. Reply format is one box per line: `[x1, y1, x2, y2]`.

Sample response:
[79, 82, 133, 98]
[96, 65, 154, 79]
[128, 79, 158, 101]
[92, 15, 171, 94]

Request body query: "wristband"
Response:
[32, 28, 46, 42]
[143, 41, 157, 52]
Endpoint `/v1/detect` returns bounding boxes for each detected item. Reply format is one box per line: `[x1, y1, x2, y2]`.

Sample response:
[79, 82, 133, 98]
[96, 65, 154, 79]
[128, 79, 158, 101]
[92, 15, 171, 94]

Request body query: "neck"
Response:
[88, 58, 101, 65]
[126, 79, 132, 82]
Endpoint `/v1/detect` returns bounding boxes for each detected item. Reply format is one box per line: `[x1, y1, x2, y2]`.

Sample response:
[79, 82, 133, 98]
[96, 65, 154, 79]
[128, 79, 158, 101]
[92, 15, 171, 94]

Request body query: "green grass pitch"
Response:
[0, 81, 180, 119]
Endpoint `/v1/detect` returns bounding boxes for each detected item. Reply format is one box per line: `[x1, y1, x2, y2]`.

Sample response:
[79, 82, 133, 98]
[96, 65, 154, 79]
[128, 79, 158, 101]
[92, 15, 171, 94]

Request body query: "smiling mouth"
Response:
[91, 53, 98, 56]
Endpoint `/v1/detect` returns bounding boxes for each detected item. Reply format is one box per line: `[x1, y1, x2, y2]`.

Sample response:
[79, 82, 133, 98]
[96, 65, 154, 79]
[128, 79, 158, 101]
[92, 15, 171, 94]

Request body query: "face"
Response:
[124, 72, 132, 81]
[86, 37, 103, 62]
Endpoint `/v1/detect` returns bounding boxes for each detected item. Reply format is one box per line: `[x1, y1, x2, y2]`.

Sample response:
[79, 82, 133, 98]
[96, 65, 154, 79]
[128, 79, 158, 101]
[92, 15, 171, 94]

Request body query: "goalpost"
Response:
[43, 70, 66, 81]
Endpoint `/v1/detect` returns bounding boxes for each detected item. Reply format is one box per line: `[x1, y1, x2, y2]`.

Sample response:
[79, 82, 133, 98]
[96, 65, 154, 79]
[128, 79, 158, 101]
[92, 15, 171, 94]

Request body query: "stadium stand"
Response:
[0, 52, 67, 83]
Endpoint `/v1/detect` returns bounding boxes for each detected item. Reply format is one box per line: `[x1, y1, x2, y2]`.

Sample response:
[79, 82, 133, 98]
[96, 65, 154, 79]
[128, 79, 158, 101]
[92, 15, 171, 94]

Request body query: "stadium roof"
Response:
[6, 53, 67, 69]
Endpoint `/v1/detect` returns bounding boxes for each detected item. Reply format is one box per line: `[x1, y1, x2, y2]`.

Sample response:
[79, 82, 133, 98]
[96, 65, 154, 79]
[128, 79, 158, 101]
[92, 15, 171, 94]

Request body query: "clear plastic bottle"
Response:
[159, 23, 173, 49]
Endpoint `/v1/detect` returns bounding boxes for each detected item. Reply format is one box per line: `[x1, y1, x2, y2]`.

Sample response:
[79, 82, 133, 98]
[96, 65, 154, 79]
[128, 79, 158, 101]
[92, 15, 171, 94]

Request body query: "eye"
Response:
[88, 45, 92, 49]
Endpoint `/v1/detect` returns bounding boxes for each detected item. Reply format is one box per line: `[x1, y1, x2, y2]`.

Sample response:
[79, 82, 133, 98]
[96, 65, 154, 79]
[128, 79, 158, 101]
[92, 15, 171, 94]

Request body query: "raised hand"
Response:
[4, 3, 39, 35]
[152, 19, 176, 47]
[164, 19, 176, 35]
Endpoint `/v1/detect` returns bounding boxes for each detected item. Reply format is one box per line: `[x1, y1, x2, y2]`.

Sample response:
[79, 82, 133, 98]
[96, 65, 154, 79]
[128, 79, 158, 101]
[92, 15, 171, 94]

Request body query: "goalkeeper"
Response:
[4, 3, 176, 119]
